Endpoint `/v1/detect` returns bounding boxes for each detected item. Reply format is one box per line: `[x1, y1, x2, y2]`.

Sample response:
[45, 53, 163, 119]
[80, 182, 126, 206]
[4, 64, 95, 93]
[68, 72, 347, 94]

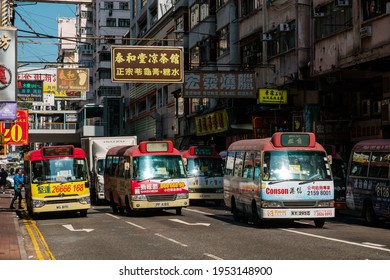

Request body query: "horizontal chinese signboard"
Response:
[183, 72, 256, 98]
[57, 68, 89, 92]
[258, 88, 288, 104]
[111, 46, 184, 83]
[17, 80, 43, 102]
[195, 109, 229, 136]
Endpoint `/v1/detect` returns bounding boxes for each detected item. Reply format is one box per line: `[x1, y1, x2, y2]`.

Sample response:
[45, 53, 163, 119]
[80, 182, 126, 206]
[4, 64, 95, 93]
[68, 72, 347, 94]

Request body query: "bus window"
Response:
[243, 152, 254, 179]
[350, 151, 370, 177]
[367, 152, 390, 179]
[225, 152, 236, 176]
[233, 152, 244, 177]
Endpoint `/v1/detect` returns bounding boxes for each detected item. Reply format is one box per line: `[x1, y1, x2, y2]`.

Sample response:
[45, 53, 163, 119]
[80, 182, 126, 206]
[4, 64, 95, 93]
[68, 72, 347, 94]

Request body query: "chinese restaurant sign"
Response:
[17, 80, 43, 102]
[195, 109, 229, 136]
[258, 88, 288, 104]
[0, 27, 17, 102]
[183, 72, 256, 98]
[111, 46, 184, 83]
[57, 68, 89, 92]
[0, 109, 29, 145]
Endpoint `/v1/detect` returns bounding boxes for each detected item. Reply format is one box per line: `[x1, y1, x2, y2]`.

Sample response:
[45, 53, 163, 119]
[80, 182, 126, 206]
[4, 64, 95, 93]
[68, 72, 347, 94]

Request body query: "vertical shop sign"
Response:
[0, 26, 17, 102]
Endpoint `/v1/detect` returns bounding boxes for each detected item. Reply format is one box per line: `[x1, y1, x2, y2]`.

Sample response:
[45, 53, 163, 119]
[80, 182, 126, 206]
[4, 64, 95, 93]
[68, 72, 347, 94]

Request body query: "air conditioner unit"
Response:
[360, 26, 372, 38]
[262, 33, 273, 41]
[335, 0, 350, 7]
[313, 8, 325, 17]
[279, 23, 290, 32]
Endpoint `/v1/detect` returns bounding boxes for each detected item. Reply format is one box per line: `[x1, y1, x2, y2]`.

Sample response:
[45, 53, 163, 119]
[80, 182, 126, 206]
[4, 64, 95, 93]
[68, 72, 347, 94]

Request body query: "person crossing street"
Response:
[9, 168, 24, 209]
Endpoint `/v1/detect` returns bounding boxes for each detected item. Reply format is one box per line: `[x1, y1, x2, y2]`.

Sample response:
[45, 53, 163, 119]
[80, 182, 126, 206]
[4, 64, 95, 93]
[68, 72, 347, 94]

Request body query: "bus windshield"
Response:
[263, 151, 331, 181]
[186, 158, 224, 177]
[132, 155, 186, 180]
[32, 158, 88, 183]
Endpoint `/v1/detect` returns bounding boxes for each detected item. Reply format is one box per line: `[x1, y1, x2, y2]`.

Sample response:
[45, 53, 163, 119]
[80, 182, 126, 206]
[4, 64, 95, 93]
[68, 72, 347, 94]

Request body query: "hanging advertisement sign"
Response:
[57, 68, 89, 92]
[0, 26, 17, 102]
[195, 110, 229, 136]
[0, 109, 29, 145]
[0, 102, 17, 121]
[258, 88, 288, 104]
[17, 80, 44, 102]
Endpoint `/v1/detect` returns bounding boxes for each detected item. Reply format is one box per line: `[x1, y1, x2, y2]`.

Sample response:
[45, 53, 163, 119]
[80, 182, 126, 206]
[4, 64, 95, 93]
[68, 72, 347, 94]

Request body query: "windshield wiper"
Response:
[268, 179, 294, 185]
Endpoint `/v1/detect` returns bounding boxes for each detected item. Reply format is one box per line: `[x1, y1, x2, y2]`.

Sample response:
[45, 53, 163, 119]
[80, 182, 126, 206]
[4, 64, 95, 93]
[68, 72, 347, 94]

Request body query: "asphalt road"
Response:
[22, 203, 390, 260]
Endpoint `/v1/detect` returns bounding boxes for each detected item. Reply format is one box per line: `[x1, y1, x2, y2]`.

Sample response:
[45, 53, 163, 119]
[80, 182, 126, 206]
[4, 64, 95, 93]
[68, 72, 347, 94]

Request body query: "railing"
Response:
[29, 122, 78, 130]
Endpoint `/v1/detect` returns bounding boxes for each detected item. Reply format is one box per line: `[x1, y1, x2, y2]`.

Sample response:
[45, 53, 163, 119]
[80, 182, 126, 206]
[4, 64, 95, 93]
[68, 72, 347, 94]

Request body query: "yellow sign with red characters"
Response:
[0, 109, 29, 145]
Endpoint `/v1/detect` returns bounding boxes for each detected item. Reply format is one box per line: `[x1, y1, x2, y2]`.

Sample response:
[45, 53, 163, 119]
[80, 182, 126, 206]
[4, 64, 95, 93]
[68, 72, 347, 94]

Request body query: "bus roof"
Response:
[181, 146, 221, 158]
[352, 139, 390, 151]
[24, 145, 86, 161]
[106, 141, 181, 157]
[228, 133, 325, 152]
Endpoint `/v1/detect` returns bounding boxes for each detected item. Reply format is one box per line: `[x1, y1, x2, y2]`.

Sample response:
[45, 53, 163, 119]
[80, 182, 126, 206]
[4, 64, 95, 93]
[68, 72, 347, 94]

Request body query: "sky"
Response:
[14, 2, 76, 63]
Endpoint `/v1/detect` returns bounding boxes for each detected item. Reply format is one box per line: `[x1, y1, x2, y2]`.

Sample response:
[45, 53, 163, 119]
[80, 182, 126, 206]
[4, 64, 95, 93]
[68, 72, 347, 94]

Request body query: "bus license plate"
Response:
[155, 202, 170, 207]
[56, 205, 70, 209]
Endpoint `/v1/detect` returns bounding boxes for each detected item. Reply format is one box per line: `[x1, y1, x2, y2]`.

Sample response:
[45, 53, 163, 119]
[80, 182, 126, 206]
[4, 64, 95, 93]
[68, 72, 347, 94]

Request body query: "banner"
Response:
[0, 109, 29, 145]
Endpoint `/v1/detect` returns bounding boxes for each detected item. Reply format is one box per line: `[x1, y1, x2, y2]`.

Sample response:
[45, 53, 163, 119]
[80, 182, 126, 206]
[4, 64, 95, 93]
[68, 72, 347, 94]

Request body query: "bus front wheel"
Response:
[110, 193, 118, 214]
[314, 218, 325, 228]
[80, 210, 87, 217]
[251, 202, 261, 227]
[231, 198, 240, 222]
[176, 207, 182, 215]
[364, 202, 378, 226]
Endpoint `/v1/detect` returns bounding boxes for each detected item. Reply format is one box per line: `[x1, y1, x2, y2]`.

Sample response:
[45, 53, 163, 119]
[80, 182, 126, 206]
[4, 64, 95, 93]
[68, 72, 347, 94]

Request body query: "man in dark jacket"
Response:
[0, 168, 8, 193]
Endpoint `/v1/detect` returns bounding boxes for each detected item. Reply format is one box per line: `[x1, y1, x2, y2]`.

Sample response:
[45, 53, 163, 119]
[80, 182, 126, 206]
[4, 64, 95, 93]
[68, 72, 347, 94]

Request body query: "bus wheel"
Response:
[251, 202, 261, 227]
[314, 218, 325, 228]
[364, 202, 378, 226]
[176, 207, 182, 215]
[125, 197, 132, 215]
[80, 210, 88, 217]
[231, 198, 240, 222]
[110, 194, 118, 214]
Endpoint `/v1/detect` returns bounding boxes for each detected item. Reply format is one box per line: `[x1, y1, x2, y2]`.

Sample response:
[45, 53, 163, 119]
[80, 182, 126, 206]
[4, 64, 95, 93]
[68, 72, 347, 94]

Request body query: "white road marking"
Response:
[203, 253, 224, 260]
[125, 221, 146, 230]
[106, 213, 120, 219]
[362, 242, 386, 247]
[169, 219, 210, 226]
[184, 208, 213, 215]
[282, 228, 390, 252]
[155, 233, 188, 247]
[62, 224, 94, 232]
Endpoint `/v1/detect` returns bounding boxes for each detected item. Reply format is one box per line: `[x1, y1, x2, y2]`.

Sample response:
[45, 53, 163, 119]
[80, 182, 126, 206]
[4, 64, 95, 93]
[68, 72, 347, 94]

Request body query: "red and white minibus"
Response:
[224, 132, 335, 228]
[104, 140, 189, 215]
[181, 146, 224, 205]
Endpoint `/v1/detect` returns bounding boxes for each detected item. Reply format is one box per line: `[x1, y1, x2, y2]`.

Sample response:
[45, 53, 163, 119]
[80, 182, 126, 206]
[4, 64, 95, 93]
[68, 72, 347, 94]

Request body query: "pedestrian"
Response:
[9, 168, 24, 209]
[0, 167, 8, 194]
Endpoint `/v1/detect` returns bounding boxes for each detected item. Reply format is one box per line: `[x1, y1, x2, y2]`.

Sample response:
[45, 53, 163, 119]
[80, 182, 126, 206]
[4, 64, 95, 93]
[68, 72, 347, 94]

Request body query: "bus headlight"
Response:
[318, 200, 334, 207]
[176, 193, 189, 199]
[33, 200, 46, 208]
[261, 201, 283, 208]
[132, 195, 147, 201]
[79, 196, 91, 205]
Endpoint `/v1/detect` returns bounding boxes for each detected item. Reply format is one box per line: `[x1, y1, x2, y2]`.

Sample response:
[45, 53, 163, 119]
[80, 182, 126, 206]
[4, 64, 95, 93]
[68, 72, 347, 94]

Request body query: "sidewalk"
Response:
[0, 191, 27, 260]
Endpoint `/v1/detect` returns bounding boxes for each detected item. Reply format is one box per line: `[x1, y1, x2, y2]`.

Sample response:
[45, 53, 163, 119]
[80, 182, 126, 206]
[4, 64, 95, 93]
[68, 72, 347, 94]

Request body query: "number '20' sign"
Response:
[0, 110, 29, 145]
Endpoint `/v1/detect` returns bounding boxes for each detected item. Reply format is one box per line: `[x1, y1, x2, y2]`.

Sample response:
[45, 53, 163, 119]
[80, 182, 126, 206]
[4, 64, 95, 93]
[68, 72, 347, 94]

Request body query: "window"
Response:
[233, 152, 244, 177]
[100, 52, 111, 61]
[217, 25, 229, 58]
[104, 1, 114, 9]
[314, 3, 352, 40]
[190, 5, 200, 29]
[362, 0, 389, 20]
[106, 18, 116, 27]
[98, 86, 121, 96]
[157, 86, 168, 108]
[119, 2, 129, 10]
[368, 152, 390, 179]
[241, 40, 262, 66]
[200, 3, 209, 21]
[225, 152, 236, 176]
[243, 152, 254, 179]
[267, 21, 296, 57]
[98, 68, 111, 79]
[118, 18, 130, 27]
[80, 27, 93, 35]
[350, 152, 370, 177]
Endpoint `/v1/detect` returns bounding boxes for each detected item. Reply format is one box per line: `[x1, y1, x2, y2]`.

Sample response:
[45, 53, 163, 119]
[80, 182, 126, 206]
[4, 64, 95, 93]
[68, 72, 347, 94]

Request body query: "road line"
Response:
[282, 228, 390, 253]
[184, 208, 213, 215]
[125, 221, 146, 230]
[203, 253, 224, 260]
[362, 242, 386, 247]
[23, 219, 55, 260]
[106, 213, 120, 219]
[155, 233, 188, 247]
